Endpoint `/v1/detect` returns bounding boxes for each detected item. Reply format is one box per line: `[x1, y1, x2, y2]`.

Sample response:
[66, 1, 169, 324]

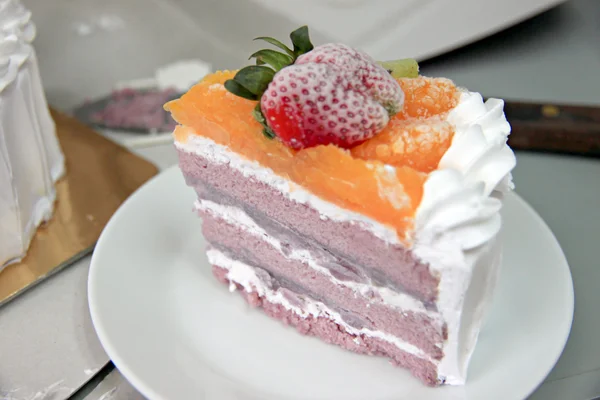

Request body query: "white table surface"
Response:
[1, 0, 599, 399]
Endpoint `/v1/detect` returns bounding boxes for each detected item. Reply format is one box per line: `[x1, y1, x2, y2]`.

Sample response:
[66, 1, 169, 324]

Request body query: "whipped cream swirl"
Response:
[415, 91, 516, 252]
[413, 90, 516, 384]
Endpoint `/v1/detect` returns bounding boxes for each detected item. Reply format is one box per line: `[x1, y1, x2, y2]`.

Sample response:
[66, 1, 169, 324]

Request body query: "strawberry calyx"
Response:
[224, 26, 314, 139]
[224, 25, 421, 145]
[224, 26, 314, 101]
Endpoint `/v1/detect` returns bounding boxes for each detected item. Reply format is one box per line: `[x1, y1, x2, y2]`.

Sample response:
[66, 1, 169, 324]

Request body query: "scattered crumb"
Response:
[228, 282, 237, 293]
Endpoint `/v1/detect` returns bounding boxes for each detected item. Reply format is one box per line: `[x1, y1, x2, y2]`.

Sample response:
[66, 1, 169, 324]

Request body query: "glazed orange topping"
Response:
[351, 77, 459, 173]
[396, 77, 459, 119]
[165, 71, 459, 241]
[351, 118, 454, 173]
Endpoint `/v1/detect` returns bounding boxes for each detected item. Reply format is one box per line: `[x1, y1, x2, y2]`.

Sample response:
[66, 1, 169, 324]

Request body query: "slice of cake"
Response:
[165, 26, 516, 386]
[0, 0, 66, 268]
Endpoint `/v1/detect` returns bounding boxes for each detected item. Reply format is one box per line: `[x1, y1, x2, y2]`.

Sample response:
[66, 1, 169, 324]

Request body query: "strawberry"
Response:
[260, 63, 389, 149]
[295, 43, 404, 115]
[224, 26, 417, 150]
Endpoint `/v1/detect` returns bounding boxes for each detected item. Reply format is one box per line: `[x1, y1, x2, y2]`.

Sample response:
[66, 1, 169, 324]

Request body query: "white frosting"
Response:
[196, 199, 441, 322]
[0, 0, 65, 268]
[207, 248, 432, 362]
[0, 32, 30, 90]
[0, 0, 35, 42]
[0, 0, 35, 91]
[413, 90, 515, 384]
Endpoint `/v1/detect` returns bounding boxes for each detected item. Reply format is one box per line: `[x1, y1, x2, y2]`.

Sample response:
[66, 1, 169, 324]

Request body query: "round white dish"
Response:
[88, 166, 574, 400]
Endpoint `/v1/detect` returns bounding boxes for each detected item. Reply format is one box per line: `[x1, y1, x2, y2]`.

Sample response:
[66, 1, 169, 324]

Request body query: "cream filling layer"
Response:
[207, 248, 434, 364]
[197, 199, 441, 324]
[176, 137, 401, 245]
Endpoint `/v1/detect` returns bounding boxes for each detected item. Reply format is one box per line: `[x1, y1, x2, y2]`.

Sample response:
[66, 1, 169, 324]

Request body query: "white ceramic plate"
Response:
[88, 166, 574, 400]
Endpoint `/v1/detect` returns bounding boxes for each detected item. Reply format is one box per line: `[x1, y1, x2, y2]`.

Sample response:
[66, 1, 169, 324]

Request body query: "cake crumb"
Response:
[229, 282, 237, 292]
[353, 337, 361, 345]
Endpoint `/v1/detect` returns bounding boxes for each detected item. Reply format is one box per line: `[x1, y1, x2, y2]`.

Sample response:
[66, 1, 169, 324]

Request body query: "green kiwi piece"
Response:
[378, 58, 420, 79]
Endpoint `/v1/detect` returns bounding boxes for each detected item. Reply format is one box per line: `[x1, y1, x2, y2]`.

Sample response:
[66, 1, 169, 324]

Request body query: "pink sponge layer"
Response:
[178, 149, 439, 303]
[212, 264, 441, 387]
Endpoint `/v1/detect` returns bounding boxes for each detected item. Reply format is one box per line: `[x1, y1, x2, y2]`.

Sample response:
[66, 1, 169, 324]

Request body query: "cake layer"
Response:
[211, 261, 441, 386]
[199, 205, 445, 358]
[196, 181, 435, 306]
[178, 146, 439, 303]
[196, 195, 437, 313]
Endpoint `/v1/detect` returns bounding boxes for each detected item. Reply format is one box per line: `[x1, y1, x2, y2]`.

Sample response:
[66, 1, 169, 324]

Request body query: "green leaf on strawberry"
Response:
[228, 65, 275, 98]
[252, 103, 276, 139]
[289, 25, 314, 57]
[224, 25, 422, 149]
[223, 79, 258, 101]
[249, 49, 294, 71]
[253, 36, 295, 57]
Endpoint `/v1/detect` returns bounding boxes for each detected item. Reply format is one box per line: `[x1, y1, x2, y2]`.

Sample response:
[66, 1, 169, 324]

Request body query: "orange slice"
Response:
[166, 71, 459, 241]
[351, 119, 454, 173]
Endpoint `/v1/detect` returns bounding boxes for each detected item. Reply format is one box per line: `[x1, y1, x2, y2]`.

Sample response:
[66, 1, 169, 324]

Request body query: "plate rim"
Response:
[88, 165, 575, 400]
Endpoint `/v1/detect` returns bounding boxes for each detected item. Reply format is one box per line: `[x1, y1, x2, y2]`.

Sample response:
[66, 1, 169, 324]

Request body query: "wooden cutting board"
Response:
[0, 109, 159, 306]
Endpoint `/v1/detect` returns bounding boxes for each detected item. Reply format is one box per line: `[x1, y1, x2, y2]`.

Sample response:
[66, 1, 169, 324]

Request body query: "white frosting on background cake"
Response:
[0, 0, 65, 268]
[175, 82, 516, 385]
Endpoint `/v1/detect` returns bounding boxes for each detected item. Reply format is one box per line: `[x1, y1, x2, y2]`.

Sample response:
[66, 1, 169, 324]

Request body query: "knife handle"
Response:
[501, 101, 600, 157]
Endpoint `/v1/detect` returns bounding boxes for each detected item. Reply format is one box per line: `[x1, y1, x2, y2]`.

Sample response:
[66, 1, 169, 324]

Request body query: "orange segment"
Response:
[287, 145, 425, 225]
[165, 72, 460, 241]
[351, 119, 454, 172]
[350, 77, 460, 172]
[166, 72, 429, 241]
[397, 77, 459, 119]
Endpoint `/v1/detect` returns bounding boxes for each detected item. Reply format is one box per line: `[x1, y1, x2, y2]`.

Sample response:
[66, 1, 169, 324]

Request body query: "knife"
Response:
[502, 100, 600, 158]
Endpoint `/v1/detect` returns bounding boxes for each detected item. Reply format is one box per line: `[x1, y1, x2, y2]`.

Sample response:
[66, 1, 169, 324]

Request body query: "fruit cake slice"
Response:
[165, 26, 516, 386]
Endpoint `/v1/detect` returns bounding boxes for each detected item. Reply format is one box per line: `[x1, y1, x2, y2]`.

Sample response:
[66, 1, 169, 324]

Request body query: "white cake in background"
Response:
[0, 0, 66, 269]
